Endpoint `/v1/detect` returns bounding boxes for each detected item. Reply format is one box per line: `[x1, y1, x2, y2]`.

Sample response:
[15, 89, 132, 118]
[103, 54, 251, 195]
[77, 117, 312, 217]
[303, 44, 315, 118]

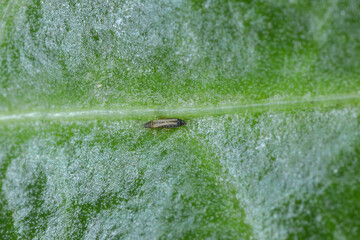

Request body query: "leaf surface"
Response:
[1, 0, 360, 239]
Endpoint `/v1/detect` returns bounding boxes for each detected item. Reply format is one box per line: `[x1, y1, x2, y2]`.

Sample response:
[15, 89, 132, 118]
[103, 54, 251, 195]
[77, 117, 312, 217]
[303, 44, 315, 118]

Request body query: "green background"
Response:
[1, 0, 360, 239]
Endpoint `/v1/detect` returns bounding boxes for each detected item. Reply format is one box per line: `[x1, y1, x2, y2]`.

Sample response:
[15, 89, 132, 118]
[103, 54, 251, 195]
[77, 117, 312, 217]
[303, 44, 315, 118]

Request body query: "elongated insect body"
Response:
[144, 118, 186, 128]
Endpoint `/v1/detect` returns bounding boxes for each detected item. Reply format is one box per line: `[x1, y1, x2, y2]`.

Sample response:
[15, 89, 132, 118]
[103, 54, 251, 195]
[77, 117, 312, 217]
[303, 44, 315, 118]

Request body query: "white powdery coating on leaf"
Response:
[2, 119, 248, 239]
[1, 108, 359, 239]
[189, 108, 359, 239]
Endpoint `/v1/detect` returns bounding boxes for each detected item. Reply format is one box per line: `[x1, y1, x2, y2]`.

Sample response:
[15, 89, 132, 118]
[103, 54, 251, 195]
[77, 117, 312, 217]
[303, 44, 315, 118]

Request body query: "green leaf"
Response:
[1, 0, 360, 239]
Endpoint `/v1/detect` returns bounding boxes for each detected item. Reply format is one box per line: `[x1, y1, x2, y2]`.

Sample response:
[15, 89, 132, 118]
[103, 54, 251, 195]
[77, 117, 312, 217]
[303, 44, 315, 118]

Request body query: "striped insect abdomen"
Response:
[144, 119, 186, 128]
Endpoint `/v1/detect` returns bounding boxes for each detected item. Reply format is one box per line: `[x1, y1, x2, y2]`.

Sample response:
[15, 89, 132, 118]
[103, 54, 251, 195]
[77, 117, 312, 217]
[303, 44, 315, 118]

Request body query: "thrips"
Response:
[144, 118, 186, 129]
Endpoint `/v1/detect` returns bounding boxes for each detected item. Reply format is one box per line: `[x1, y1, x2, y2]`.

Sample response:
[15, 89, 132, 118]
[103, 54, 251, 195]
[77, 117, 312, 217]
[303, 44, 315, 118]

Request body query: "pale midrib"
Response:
[0, 94, 359, 123]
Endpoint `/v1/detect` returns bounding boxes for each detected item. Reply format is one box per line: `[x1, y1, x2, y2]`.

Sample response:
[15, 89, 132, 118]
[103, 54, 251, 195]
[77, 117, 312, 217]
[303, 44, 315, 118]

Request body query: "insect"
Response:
[144, 118, 186, 129]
